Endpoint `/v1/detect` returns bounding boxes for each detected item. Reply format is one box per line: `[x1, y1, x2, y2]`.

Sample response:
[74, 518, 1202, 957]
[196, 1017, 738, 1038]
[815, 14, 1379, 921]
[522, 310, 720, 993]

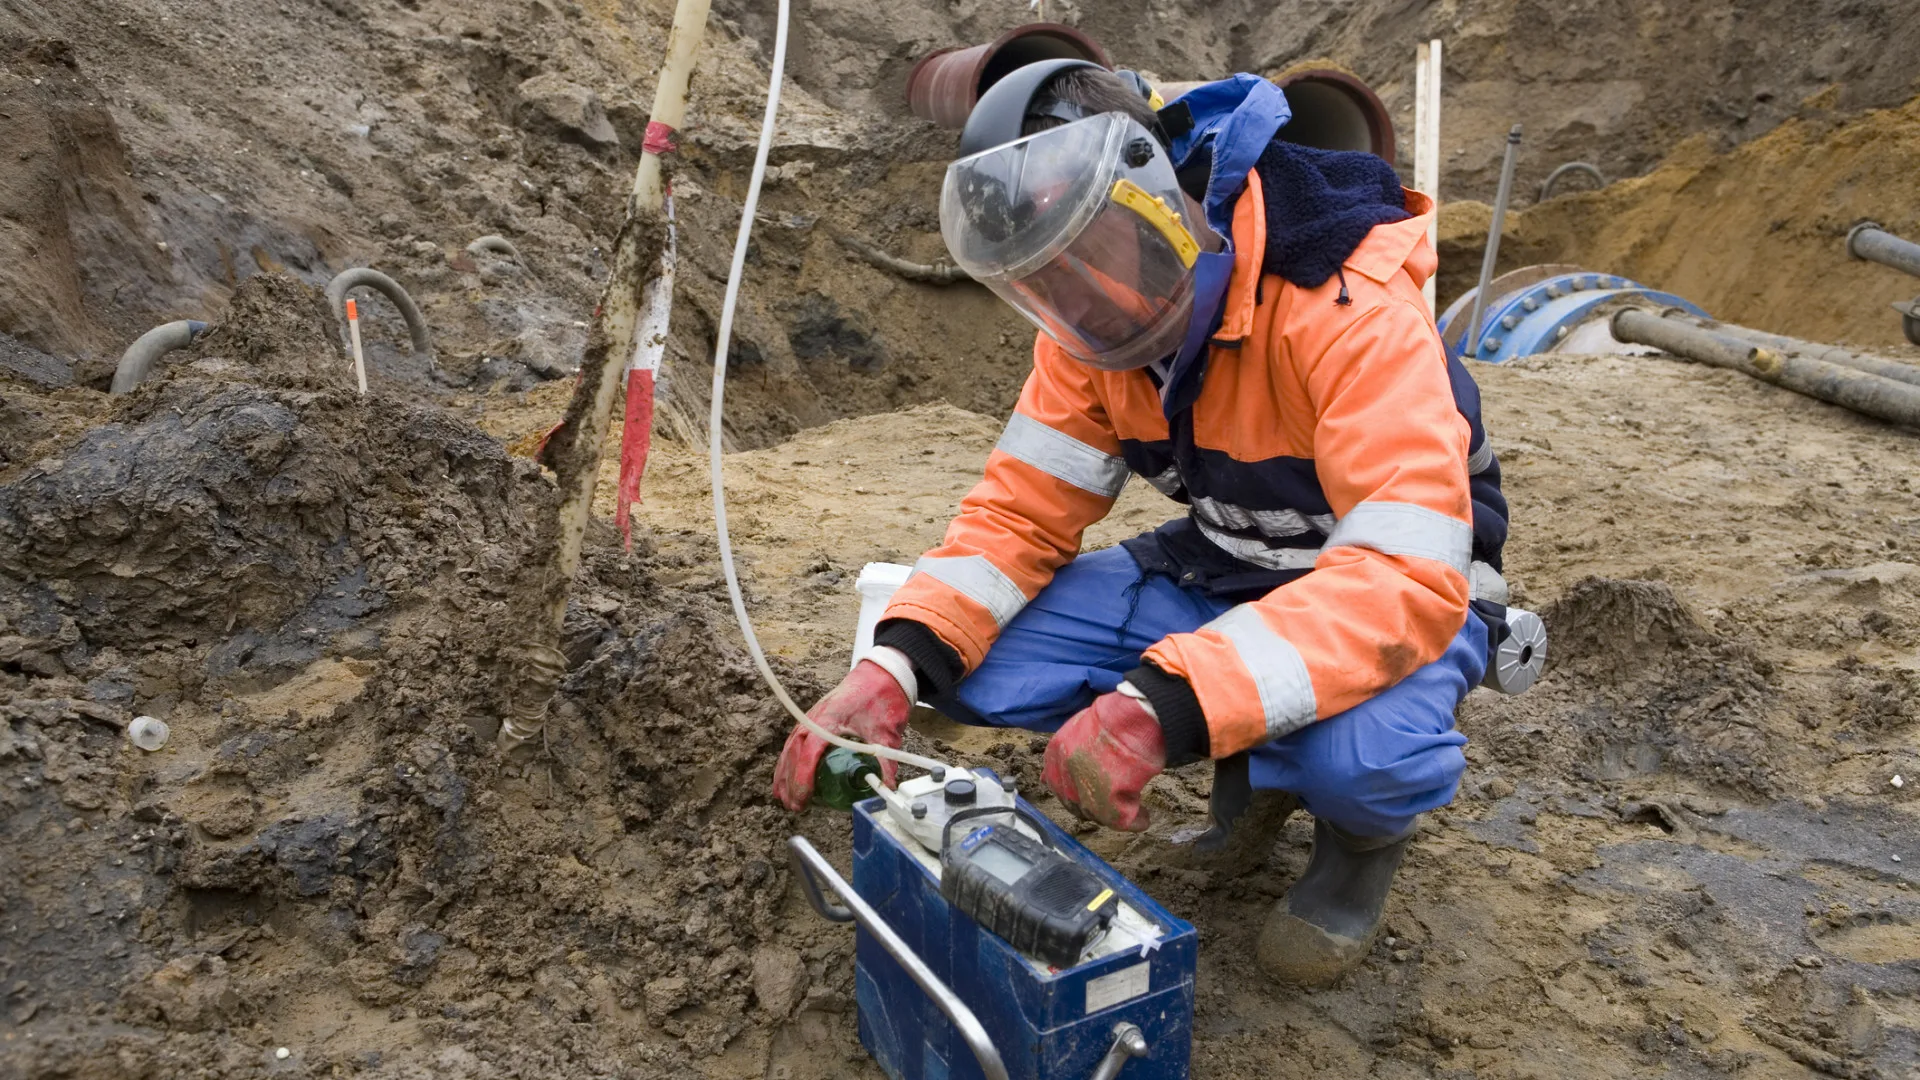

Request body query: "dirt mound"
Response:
[0, 275, 535, 669]
[1439, 92, 1920, 350]
[0, 284, 865, 1078]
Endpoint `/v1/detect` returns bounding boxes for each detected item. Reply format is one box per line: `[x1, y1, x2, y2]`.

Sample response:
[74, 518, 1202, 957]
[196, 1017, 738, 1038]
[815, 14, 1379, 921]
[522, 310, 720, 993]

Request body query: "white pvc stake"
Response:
[345, 298, 368, 395]
[1414, 39, 1443, 315]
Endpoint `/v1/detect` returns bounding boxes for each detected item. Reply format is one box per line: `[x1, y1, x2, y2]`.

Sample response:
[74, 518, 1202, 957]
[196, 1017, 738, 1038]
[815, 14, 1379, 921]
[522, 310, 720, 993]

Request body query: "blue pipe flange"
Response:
[1437, 272, 1710, 363]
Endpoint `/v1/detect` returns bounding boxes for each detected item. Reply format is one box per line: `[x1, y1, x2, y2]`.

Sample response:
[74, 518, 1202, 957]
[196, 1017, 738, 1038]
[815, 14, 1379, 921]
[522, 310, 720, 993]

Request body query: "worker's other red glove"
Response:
[1041, 691, 1167, 832]
[772, 660, 911, 811]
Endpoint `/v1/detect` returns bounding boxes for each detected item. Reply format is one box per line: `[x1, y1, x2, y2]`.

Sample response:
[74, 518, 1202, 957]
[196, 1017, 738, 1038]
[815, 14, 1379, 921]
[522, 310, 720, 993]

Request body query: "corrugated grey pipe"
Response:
[466, 235, 523, 263]
[111, 320, 209, 393]
[1537, 161, 1604, 203]
[325, 268, 432, 355]
[1612, 308, 1920, 428]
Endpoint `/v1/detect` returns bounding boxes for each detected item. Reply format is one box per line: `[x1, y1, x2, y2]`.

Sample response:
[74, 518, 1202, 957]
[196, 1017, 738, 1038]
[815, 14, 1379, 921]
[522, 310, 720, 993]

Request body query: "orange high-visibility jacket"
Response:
[884, 174, 1491, 761]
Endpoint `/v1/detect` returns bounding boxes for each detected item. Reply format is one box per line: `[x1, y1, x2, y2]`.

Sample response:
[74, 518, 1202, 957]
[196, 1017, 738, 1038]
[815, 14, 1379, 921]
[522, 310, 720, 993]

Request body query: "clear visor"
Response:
[941, 112, 1201, 371]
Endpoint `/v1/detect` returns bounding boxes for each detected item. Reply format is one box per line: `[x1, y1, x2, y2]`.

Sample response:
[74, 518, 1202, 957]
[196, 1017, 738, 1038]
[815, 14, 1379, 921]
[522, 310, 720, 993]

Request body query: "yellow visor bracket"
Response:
[1109, 179, 1200, 269]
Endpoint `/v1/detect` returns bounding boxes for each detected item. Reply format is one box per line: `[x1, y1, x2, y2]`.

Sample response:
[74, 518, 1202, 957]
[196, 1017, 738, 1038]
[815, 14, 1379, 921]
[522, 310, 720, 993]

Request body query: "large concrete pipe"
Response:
[1158, 69, 1395, 160]
[1270, 69, 1394, 161]
[1848, 223, 1920, 280]
[905, 24, 1109, 128]
[111, 320, 209, 393]
[1612, 308, 1920, 428]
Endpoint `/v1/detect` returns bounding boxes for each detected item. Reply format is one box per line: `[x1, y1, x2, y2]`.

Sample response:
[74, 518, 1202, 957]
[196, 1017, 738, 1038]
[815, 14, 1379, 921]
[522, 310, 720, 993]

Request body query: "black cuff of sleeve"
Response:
[1126, 662, 1209, 767]
[873, 619, 965, 698]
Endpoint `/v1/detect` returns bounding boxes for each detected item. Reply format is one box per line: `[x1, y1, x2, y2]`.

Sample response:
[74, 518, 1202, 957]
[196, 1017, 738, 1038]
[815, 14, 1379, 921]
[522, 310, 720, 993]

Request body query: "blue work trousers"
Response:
[924, 545, 1486, 837]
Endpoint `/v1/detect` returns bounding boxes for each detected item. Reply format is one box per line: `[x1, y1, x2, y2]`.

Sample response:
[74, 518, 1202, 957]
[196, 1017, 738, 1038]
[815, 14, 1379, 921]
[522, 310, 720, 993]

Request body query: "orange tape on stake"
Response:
[345, 299, 359, 320]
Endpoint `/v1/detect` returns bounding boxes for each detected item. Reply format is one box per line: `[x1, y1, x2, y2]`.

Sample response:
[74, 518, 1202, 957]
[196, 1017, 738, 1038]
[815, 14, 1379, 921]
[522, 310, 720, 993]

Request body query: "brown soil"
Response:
[4, 2, 1920, 1079]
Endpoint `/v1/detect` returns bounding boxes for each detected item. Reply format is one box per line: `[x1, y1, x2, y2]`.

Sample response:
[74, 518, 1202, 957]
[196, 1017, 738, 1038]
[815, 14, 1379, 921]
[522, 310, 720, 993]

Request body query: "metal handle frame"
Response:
[1089, 1022, 1148, 1080]
[787, 836, 1011, 1080]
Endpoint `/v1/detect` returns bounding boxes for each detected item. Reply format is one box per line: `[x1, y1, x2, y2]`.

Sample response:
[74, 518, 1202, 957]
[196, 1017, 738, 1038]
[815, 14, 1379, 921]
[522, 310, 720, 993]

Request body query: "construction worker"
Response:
[773, 61, 1509, 986]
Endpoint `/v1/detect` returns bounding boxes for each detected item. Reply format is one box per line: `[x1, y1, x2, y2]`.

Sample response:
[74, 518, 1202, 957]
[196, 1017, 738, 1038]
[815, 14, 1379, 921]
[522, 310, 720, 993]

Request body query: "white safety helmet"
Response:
[940, 110, 1202, 372]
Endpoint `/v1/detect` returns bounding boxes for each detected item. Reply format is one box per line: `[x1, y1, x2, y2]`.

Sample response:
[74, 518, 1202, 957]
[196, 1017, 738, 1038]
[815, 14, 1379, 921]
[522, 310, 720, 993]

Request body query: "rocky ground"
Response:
[3, 0, 1920, 1078]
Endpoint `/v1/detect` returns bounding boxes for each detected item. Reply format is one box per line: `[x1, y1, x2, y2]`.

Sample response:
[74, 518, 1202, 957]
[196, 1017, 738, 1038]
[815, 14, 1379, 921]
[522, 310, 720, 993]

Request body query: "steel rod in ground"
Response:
[1613, 309, 1920, 428]
[1463, 124, 1522, 358]
[1848, 223, 1920, 280]
[1671, 314, 1920, 388]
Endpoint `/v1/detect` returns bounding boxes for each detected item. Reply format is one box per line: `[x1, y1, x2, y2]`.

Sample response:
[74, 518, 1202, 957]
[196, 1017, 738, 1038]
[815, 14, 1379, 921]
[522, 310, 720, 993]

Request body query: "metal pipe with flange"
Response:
[111, 320, 209, 393]
[1847, 223, 1920, 280]
[1463, 124, 1523, 360]
[325, 268, 432, 356]
[1669, 314, 1920, 388]
[787, 837, 1010, 1080]
[1612, 308, 1920, 428]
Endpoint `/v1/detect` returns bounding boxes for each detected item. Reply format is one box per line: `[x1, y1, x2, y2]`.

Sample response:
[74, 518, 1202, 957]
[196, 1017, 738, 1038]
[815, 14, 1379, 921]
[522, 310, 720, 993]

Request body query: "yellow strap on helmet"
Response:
[1109, 179, 1200, 269]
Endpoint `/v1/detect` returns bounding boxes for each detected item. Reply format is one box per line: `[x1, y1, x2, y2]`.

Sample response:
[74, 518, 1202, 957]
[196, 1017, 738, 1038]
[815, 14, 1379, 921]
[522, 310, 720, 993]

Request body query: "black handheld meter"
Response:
[939, 805, 1116, 968]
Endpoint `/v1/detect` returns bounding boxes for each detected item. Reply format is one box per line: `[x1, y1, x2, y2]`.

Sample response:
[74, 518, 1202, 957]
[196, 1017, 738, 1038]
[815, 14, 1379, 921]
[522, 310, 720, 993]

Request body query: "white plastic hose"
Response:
[707, 0, 948, 777]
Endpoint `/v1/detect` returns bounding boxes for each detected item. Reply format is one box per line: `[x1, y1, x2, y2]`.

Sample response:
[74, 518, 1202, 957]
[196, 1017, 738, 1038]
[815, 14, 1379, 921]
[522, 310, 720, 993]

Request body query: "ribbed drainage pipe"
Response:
[467, 235, 523, 262]
[1537, 161, 1604, 203]
[324, 268, 431, 355]
[111, 320, 209, 393]
[1613, 308, 1920, 428]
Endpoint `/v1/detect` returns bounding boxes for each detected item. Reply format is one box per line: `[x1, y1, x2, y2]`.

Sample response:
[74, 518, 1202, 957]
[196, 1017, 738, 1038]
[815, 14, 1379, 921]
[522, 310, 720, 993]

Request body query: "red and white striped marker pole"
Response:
[615, 191, 676, 549]
[345, 298, 368, 395]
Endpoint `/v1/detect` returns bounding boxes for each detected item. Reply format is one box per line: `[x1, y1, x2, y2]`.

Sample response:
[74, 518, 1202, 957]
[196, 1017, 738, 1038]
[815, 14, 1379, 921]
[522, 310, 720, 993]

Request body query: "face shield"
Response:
[940, 112, 1202, 372]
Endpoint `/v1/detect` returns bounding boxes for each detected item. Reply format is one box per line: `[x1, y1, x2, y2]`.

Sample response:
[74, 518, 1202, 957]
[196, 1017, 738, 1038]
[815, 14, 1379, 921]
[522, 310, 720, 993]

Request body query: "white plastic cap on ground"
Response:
[127, 715, 169, 751]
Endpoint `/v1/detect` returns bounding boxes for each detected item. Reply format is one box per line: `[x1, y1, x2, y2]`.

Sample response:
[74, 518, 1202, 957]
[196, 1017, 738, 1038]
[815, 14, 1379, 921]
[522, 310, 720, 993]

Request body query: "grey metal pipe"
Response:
[466, 235, 523, 263]
[1848, 223, 1920, 280]
[1613, 308, 1920, 428]
[325, 268, 431, 355]
[111, 320, 209, 393]
[1537, 161, 1604, 203]
[787, 837, 1009, 1080]
[1670, 314, 1920, 388]
[1463, 124, 1523, 359]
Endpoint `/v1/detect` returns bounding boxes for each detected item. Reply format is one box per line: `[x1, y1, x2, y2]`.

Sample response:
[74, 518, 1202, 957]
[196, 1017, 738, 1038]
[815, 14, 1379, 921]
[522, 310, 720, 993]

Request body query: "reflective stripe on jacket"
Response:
[884, 172, 1488, 760]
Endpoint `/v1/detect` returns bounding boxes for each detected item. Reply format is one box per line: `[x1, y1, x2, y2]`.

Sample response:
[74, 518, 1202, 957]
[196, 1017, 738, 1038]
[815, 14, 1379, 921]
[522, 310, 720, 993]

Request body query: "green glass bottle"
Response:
[813, 746, 882, 811]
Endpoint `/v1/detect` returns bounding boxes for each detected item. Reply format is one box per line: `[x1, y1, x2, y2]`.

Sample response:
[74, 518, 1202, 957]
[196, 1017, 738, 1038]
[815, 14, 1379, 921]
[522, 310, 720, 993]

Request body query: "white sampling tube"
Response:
[706, 0, 948, 776]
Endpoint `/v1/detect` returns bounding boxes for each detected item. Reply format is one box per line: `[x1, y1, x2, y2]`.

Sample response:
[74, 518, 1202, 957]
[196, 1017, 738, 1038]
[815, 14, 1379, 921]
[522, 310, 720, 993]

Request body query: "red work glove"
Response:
[1041, 691, 1167, 832]
[772, 660, 911, 811]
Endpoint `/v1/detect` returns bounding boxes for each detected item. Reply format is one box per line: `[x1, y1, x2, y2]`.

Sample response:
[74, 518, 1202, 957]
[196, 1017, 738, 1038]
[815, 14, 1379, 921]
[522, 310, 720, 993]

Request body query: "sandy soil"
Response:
[4, 1, 1920, 1078]
[595, 351, 1920, 1079]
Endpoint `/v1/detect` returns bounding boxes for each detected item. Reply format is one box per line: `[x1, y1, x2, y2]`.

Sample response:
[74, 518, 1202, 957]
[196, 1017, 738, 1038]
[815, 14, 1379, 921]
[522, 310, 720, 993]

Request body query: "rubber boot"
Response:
[1162, 753, 1298, 876]
[1255, 816, 1417, 986]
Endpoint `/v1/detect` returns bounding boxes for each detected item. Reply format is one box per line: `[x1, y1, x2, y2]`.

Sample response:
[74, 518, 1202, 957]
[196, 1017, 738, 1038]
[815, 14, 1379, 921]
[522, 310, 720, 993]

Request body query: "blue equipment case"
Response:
[850, 788, 1198, 1080]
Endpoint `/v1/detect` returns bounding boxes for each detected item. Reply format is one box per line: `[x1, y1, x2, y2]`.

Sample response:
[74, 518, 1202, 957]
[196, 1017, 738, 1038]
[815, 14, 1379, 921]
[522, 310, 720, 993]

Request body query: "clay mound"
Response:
[1482, 578, 1781, 795]
[0, 276, 538, 662]
[1542, 577, 1713, 674]
[0, 281, 857, 1078]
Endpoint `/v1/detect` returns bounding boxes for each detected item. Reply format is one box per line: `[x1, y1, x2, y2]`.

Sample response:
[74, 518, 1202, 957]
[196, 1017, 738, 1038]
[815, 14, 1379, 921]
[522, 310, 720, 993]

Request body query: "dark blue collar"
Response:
[1155, 75, 1291, 418]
